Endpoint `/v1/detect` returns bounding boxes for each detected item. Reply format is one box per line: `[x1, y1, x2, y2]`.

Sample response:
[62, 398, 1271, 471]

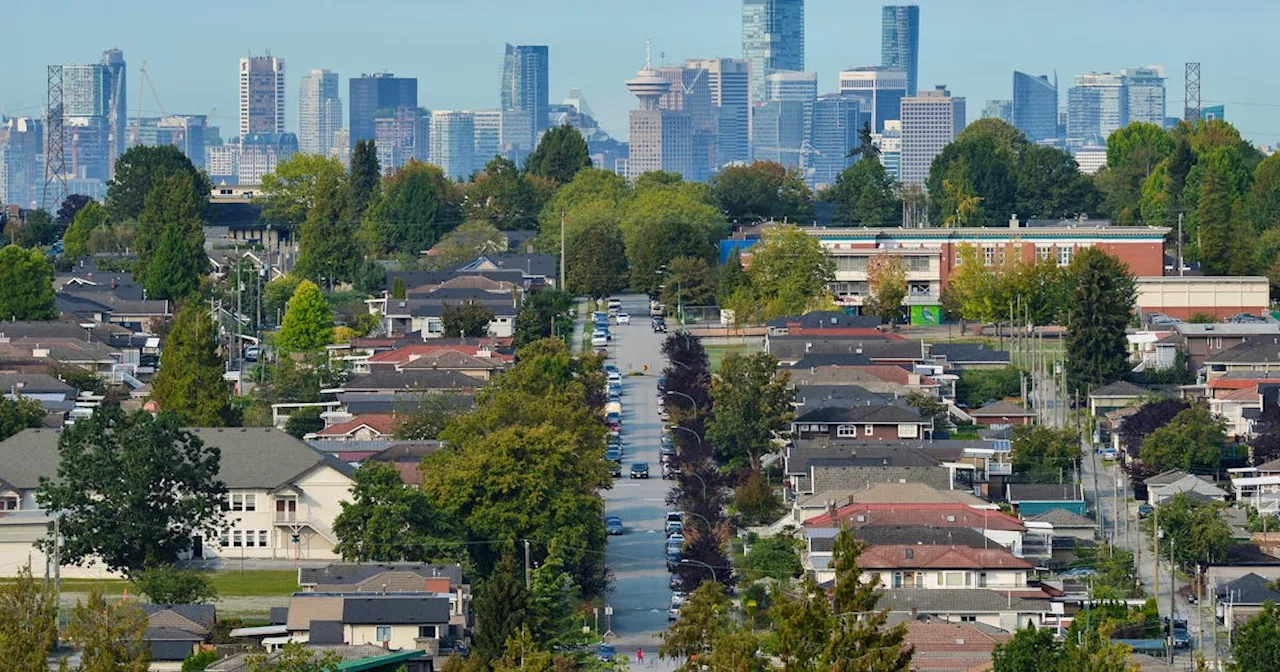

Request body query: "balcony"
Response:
[988, 462, 1013, 476]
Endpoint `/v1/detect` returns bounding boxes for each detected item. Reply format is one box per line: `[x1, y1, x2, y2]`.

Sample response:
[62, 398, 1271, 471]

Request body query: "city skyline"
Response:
[6, 0, 1278, 147]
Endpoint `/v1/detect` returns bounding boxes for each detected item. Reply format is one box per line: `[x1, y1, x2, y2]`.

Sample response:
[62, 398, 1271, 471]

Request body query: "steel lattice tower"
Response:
[1184, 62, 1201, 123]
[42, 65, 68, 211]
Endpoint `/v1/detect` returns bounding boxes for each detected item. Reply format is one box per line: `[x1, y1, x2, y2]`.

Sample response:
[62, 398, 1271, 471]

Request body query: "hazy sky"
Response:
[5, 0, 1280, 145]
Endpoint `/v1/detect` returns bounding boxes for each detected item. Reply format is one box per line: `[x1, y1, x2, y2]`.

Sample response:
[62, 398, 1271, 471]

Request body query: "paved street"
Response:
[598, 294, 681, 669]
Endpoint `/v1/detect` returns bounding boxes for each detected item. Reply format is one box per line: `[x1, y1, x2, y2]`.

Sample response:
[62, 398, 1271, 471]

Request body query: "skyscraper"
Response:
[1067, 72, 1127, 146]
[299, 70, 342, 156]
[239, 55, 286, 137]
[0, 116, 43, 209]
[349, 73, 417, 147]
[1012, 71, 1057, 143]
[1121, 66, 1166, 126]
[981, 100, 1012, 124]
[881, 5, 920, 96]
[501, 44, 550, 146]
[875, 119, 902, 181]
[751, 101, 805, 169]
[838, 66, 908, 133]
[656, 65, 715, 181]
[430, 111, 475, 180]
[238, 133, 297, 185]
[473, 109, 504, 167]
[101, 49, 127, 170]
[375, 107, 429, 174]
[900, 85, 965, 185]
[57, 50, 126, 182]
[742, 0, 805, 105]
[626, 46, 691, 180]
[764, 70, 818, 103]
[685, 58, 750, 167]
[806, 94, 866, 190]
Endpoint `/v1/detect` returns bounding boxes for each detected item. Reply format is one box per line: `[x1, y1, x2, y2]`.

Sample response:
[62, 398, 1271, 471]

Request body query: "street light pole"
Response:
[668, 424, 702, 445]
[665, 390, 698, 415]
[680, 558, 718, 583]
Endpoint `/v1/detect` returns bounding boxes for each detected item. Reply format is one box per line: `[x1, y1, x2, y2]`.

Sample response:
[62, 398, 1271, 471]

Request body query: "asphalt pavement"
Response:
[595, 295, 682, 670]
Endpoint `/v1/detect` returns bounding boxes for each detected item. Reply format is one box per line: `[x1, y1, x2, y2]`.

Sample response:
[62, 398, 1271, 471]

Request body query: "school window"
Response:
[232, 530, 243, 548]
[0, 497, 16, 511]
[259, 531, 269, 547]
[1058, 246, 1072, 266]
[376, 626, 391, 642]
[227, 494, 256, 511]
[837, 424, 857, 438]
[983, 246, 995, 266]
[220, 531, 230, 547]
[1036, 245, 1052, 261]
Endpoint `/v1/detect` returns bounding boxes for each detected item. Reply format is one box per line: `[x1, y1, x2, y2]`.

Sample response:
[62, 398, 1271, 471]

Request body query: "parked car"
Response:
[617, 312, 630, 325]
[666, 520, 684, 536]
[591, 333, 608, 348]
[606, 447, 623, 462]
[669, 574, 685, 591]
[605, 516, 624, 536]
[608, 462, 623, 478]
[665, 548, 681, 571]
[1101, 448, 1118, 461]
[1138, 503, 1154, 518]
[597, 643, 616, 662]
[671, 591, 688, 607]
[630, 462, 649, 479]
[244, 346, 260, 362]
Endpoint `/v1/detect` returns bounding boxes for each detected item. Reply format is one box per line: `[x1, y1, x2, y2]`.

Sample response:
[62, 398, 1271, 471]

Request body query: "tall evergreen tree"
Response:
[0, 244, 57, 320]
[717, 249, 750, 305]
[107, 144, 212, 222]
[349, 139, 382, 222]
[142, 223, 202, 300]
[295, 168, 357, 286]
[1064, 248, 1137, 392]
[824, 159, 900, 226]
[852, 120, 880, 160]
[150, 302, 237, 426]
[1199, 160, 1256, 275]
[275, 280, 334, 354]
[524, 125, 592, 184]
[0, 563, 59, 669]
[135, 171, 207, 285]
[472, 549, 530, 660]
[63, 201, 110, 260]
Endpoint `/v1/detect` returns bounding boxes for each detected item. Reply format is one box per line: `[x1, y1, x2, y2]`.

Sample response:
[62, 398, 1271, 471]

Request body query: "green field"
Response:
[18, 569, 299, 597]
[704, 342, 763, 371]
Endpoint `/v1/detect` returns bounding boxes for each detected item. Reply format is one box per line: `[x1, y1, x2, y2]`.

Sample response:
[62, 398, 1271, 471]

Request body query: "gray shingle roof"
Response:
[0, 427, 354, 491]
[1216, 573, 1280, 605]
[1207, 338, 1280, 365]
[793, 385, 906, 409]
[342, 370, 483, 392]
[1089, 380, 1148, 398]
[789, 353, 876, 368]
[1144, 469, 1193, 486]
[767, 336, 925, 362]
[1007, 484, 1083, 502]
[299, 563, 463, 587]
[1025, 509, 1098, 528]
[853, 525, 993, 548]
[969, 400, 1034, 417]
[928, 343, 1011, 365]
[342, 596, 452, 624]
[795, 405, 925, 425]
[787, 440, 943, 475]
[880, 589, 1051, 614]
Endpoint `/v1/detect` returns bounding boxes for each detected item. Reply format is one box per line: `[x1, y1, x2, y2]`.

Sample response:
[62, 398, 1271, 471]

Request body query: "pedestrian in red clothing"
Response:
[637, 648, 644, 663]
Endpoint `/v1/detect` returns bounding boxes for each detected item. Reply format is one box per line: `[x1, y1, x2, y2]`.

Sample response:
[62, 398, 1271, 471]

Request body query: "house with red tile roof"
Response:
[805, 525, 1033, 589]
[311, 414, 403, 442]
[902, 620, 1010, 672]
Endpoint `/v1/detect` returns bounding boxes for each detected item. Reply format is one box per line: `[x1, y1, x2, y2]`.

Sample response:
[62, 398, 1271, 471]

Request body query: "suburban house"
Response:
[791, 405, 931, 441]
[359, 344, 513, 380]
[967, 400, 1035, 427]
[806, 525, 1034, 589]
[767, 335, 925, 366]
[926, 343, 1011, 372]
[55, 274, 172, 331]
[311, 414, 404, 442]
[1088, 380, 1151, 417]
[804, 502, 1028, 556]
[0, 319, 161, 379]
[285, 593, 460, 657]
[373, 298, 519, 339]
[1210, 386, 1263, 439]
[1216, 573, 1280, 628]
[0, 427, 356, 576]
[901, 620, 1011, 672]
[455, 253, 558, 289]
[0, 372, 77, 422]
[783, 439, 962, 496]
[766, 482, 993, 533]
[1023, 509, 1099, 544]
[1144, 469, 1226, 505]
[1173, 322, 1280, 370]
[143, 604, 216, 670]
[1005, 483, 1087, 517]
[1205, 337, 1280, 381]
[788, 364, 942, 396]
[879, 589, 1053, 632]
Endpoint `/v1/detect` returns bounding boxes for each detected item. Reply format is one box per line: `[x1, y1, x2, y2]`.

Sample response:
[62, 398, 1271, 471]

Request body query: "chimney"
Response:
[110, 278, 117, 290]
[1009, 214, 1020, 229]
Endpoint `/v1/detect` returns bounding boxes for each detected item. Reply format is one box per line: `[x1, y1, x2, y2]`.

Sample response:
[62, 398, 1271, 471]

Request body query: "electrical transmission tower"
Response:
[1184, 62, 1201, 123]
[42, 65, 68, 211]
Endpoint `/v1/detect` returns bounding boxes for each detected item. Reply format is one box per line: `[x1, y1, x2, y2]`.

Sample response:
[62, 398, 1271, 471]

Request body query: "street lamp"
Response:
[665, 390, 698, 415]
[667, 424, 702, 445]
[680, 558, 718, 583]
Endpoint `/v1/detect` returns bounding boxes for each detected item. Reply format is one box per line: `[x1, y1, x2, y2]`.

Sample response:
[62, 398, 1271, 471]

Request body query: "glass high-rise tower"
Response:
[299, 69, 342, 156]
[1012, 71, 1057, 143]
[881, 6, 919, 96]
[742, 0, 805, 105]
[501, 44, 549, 150]
[349, 73, 418, 148]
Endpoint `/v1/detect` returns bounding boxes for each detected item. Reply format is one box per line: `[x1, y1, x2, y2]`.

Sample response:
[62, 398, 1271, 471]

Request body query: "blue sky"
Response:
[5, 0, 1280, 145]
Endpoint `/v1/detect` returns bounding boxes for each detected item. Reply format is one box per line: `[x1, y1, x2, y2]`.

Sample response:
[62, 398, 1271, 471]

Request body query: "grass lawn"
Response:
[705, 342, 763, 371]
[21, 570, 299, 597]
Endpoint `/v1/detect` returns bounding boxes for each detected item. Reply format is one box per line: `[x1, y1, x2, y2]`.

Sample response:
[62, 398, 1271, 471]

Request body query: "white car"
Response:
[617, 312, 630, 324]
[591, 334, 608, 348]
[671, 591, 688, 607]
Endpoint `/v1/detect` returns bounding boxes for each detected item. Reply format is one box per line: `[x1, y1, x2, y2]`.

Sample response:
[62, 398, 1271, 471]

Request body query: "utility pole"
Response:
[1177, 213, 1184, 277]
[53, 515, 61, 600]
[1153, 505, 1159, 604]
[1168, 537, 1176, 665]
[559, 209, 566, 290]
[524, 539, 532, 588]
[1197, 564, 1205, 658]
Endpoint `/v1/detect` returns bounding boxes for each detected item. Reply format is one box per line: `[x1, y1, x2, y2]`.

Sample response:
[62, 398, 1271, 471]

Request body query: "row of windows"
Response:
[886, 571, 998, 588]
[226, 494, 256, 511]
[221, 529, 270, 548]
[796, 423, 920, 439]
[956, 244, 1089, 268]
[374, 625, 438, 641]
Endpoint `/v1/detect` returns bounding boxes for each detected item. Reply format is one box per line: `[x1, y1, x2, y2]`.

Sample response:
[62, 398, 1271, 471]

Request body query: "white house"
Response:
[0, 427, 356, 578]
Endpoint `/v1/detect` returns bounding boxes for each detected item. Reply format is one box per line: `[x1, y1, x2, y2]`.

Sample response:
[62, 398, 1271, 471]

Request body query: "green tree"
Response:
[0, 563, 59, 670]
[957, 117, 1030, 158]
[1140, 404, 1226, 474]
[619, 184, 725, 294]
[709, 161, 814, 222]
[295, 168, 357, 287]
[243, 641, 342, 672]
[259, 153, 347, 233]
[1155, 492, 1233, 568]
[151, 302, 237, 426]
[142, 221, 204, 300]
[394, 395, 463, 440]
[927, 133, 1018, 226]
[717, 250, 751, 306]
[107, 144, 211, 222]
[511, 289, 574, 348]
[0, 396, 46, 442]
[865, 252, 907, 327]
[853, 120, 880, 161]
[740, 533, 802, 582]
[263, 274, 302, 325]
[565, 224, 628, 299]
[707, 352, 794, 469]
[992, 622, 1062, 672]
[0, 245, 56, 320]
[1064, 248, 1137, 392]
[955, 368, 1023, 409]
[427, 220, 508, 269]
[181, 650, 219, 672]
[332, 461, 461, 563]
[135, 170, 207, 290]
[525, 125, 592, 184]
[67, 587, 150, 671]
[660, 255, 716, 309]
[57, 193, 94, 225]
[63, 201, 110, 259]
[662, 582, 735, 665]
[1097, 122, 1175, 222]
[349, 139, 382, 222]
[744, 224, 835, 320]
[472, 549, 530, 660]
[36, 408, 226, 575]
[1016, 145, 1099, 218]
[735, 469, 784, 526]
[1249, 153, 1280, 233]
[1011, 425, 1080, 483]
[132, 565, 217, 604]
[906, 391, 949, 434]
[360, 160, 462, 256]
[536, 168, 631, 242]
[283, 406, 324, 439]
[465, 156, 551, 229]
[275, 280, 334, 353]
[1230, 601, 1280, 672]
[823, 158, 900, 226]
[442, 303, 495, 337]
[14, 209, 56, 248]
[1198, 157, 1257, 275]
